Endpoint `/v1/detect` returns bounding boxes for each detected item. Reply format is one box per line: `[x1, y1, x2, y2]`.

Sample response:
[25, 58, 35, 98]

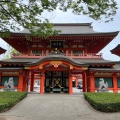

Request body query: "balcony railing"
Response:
[12, 53, 45, 58]
[65, 53, 102, 58]
[13, 53, 102, 58]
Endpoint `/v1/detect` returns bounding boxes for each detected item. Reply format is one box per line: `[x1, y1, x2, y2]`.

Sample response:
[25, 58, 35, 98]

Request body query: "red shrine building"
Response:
[0, 23, 120, 94]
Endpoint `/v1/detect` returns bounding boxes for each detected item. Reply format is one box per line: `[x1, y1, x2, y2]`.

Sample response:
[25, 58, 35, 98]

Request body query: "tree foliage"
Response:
[3, 45, 20, 59]
[0, 0, 118, 37]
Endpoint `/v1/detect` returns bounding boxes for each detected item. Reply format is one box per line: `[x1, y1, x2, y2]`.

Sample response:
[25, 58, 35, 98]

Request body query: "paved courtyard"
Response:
[29, 87, 82, 94]
[0, 93, 120, 120]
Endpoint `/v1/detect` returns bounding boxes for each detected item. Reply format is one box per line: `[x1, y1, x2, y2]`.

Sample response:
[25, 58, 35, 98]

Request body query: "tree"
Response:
[3, 45, 20, 59]
[0, 0, 118, 37]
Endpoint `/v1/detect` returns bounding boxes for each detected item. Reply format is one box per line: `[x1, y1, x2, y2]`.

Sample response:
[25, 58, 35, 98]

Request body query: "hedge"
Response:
[84, 92, 120, 112]
[0, 91, 27, 112]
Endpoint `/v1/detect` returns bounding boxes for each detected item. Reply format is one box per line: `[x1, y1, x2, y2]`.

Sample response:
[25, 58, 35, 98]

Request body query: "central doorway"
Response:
[44, 71, 69, 93]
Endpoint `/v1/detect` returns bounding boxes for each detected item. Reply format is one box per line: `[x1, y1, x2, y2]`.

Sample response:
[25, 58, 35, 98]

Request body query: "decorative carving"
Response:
[50, 61, 62, 68]
[53, 78, 61, 88]
[97, 78, 108, 92]
[82, 67, 88, 70]
[70, 65, 73, 69]
[25, 67, 30, 69]
[39, 65, 43, 69]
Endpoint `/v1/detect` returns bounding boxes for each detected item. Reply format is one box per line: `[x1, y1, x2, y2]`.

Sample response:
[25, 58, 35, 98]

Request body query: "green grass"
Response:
[0, 91, 27, 112]
[84, 92, 120, 112]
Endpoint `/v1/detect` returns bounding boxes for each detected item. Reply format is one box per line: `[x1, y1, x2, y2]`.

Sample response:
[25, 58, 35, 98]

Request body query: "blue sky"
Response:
[0, 0, 120, 61]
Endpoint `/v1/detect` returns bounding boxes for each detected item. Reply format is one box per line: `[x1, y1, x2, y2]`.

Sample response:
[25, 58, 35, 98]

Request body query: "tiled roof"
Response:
[73, 58, 114, 64]
[89, 68, 120, 71]
[12, 23, 119, 35]
[0, 67, 24, 71]
[13, 23, 96, 34]
[0, 58, 38, 63]
[0, 55, 115, 66]
[25, 54, 88, 67]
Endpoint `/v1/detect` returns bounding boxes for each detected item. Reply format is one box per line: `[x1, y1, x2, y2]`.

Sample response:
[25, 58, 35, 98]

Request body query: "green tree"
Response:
[0, 0, 118, 37]
[3, 45, 20, 59]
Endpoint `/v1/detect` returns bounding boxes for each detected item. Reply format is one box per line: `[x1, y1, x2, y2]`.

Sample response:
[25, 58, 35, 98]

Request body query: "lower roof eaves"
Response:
[89, 68, 120, 72]
[0, 67, 24, 71]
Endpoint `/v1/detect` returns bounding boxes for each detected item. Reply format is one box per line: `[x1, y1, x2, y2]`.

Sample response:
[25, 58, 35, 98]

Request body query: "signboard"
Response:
[51, 41, 64, 48]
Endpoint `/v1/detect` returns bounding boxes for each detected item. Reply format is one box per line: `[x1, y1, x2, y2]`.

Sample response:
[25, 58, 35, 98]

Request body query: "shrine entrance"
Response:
[27, 54, 88, 94]
[45, 71, 69, 93]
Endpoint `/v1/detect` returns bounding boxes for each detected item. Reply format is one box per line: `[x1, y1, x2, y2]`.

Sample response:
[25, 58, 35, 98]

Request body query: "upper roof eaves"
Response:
[13, 23, 96, 34]
[10, 23, 119, 36]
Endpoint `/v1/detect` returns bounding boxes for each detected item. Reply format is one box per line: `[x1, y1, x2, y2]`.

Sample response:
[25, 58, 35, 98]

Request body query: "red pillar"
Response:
[89, 72, 95, 92]
[69, 74, 73, 94]
[23, 76, 27, 91]
[30, 73, 34, 91]
[75, 77, 78, 87]
[40, 71, 45, 94]
[18, 72, 23, 92]
[82, 72, 87, 92]
[113, 73, 118, 93]
[86, 71, 90, 92]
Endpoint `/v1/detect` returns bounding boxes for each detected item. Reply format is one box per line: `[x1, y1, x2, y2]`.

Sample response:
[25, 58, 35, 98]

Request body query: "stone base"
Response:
[97, 89, 108, 92]
[3, 88, 17, 91]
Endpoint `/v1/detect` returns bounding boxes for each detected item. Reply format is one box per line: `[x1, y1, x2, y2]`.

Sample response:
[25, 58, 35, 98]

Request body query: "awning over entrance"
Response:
[24, 53, 88, 94]
[25, 54, 87, 66]
[24, 53, 88, 72]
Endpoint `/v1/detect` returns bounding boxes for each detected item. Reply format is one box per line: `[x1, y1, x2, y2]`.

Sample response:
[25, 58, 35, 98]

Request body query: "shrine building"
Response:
[0, 23, 120, 94]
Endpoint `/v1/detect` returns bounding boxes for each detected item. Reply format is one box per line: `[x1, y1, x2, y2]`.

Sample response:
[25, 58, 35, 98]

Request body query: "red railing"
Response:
[65, 53, 102, 58]
[12, 53, 46, 58]
[13, 53, 102, 58]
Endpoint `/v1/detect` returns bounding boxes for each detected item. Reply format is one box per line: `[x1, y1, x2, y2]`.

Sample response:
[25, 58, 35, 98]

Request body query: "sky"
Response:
[0, 0, 120, 61]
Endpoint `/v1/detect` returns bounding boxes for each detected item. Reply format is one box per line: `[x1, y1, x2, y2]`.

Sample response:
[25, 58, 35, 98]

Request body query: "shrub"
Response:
[0, 91, 27, 112]
[84, 92, 120, 112]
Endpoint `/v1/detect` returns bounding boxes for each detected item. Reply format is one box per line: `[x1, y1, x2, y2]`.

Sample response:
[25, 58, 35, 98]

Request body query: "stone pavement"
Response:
[0, 93, 120, 120]
[30, 87, 82, 94]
